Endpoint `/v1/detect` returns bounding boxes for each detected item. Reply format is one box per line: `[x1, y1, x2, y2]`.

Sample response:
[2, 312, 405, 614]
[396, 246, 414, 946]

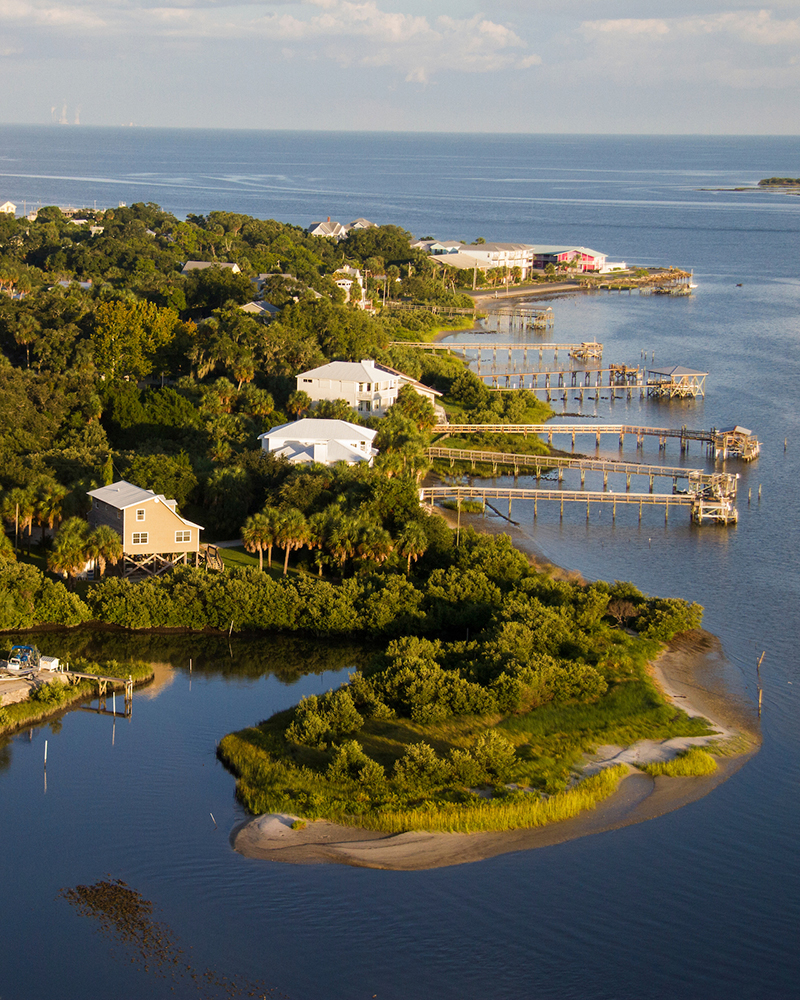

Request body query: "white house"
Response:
[306, 217, 347, 239]
[0, 201, 16, 215]
[410, 239, 464, 255]
[258, 419, 378, 466]
[333, 266, 367, 307]
[296, 359, 441, 417]
[307, 217, 376, 240]
[450, 243, 536, 278]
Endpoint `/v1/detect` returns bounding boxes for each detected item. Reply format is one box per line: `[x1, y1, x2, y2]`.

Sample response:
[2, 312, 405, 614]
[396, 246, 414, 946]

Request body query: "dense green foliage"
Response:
[210, 531, 709, 832]
[0, 204, 483, 542]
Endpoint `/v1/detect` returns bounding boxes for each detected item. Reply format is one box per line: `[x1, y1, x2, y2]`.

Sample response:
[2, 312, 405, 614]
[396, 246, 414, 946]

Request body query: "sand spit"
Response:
[231, 630, 759, 871]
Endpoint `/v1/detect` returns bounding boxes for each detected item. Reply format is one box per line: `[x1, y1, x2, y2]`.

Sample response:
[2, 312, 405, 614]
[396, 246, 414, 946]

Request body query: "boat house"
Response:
[646, 365, 707, 399]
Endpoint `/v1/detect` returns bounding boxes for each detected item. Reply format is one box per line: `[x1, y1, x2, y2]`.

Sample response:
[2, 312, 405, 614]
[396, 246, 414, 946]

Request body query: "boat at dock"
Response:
[2, 644, 61, 674]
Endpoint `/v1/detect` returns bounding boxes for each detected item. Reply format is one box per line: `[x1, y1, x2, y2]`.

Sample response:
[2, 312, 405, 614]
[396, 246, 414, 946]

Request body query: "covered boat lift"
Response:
[646, 365, 707, 398]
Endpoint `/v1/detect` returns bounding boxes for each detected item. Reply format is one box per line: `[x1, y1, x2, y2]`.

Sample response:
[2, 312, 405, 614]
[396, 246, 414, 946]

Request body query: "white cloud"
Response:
[577, 8, 800, 89]
[0, 0, 540, 80]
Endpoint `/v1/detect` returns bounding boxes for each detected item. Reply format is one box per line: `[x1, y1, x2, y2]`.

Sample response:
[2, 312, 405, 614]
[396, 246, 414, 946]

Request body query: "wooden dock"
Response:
[426, 447, 738, 497]
[388, 341, 602, 362]
[420, 485, 737, 525]
[66, 671, 134, 716]
[433, 422, 760, 460]
[479, 365, 642, 392]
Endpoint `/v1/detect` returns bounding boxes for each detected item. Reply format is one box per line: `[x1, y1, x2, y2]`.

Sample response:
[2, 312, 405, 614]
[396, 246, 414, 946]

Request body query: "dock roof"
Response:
[648, 365, 708, 378]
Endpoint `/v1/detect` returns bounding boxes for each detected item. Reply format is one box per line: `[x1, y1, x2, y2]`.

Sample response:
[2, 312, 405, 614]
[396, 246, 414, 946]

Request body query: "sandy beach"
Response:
[231, 628, 759, 871]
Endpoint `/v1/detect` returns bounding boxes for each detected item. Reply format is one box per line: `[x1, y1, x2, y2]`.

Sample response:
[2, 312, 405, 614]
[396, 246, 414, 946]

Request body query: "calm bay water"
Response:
[1, 130, 799, 1000]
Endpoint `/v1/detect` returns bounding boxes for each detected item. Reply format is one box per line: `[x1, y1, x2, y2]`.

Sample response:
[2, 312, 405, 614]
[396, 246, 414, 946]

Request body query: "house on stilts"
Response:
[87, 481, 205, 577]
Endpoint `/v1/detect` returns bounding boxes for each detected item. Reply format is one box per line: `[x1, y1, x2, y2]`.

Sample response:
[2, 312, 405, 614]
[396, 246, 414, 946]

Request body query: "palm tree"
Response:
[2, 488, 36, 552]
[85, 525, 123, 579]
[326, 511, 361, 571]
[48, 517, 90, 588]
[242, 509, 280, 571]
[355, 524, 393, 570]
[396, 521, 428, 574]
[275, 508, 308, 576]
[34, 479, 68, 543]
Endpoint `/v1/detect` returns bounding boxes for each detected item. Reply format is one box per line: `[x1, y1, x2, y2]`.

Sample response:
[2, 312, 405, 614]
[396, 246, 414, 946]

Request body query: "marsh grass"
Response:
[640, 748, 717, 777]
[342, 764, 628, 834]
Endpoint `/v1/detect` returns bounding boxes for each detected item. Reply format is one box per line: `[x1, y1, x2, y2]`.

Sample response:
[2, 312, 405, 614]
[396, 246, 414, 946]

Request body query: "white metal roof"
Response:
[259, 419, 377, 443]
[298, 360, 392, 383]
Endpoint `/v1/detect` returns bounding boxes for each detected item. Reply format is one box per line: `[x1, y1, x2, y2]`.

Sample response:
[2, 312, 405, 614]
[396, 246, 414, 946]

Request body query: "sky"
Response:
[0, 0, 799, 132]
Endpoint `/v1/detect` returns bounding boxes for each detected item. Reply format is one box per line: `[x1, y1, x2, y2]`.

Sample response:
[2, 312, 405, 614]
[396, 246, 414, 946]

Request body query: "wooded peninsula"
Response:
[0, 204, 745, 842]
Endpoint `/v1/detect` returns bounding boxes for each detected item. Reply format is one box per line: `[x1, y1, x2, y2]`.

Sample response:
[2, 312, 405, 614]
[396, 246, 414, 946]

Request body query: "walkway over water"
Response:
[433, 423, 761, 459]
[420, 485, 738, 525]
[426, 447, 739, 496]
[389, 341, 602, 360]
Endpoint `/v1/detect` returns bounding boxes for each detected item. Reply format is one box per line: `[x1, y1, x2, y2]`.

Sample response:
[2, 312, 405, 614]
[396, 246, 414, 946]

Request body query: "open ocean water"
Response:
[1, 129, 799, 1000]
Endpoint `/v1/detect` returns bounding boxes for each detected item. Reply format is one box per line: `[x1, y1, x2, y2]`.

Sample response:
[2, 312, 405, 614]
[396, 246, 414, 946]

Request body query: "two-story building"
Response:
[531, 246, 607, 272]
[296, 359, 441, 417]
[87, 480, 203, 577]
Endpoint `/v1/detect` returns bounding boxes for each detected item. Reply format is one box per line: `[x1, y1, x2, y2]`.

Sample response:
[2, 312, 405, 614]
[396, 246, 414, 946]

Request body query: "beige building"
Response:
[87, 480, 203, 577]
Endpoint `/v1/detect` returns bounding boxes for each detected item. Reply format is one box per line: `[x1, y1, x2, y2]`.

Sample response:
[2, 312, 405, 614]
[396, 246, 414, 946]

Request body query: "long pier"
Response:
[425, 447, 738, 496]
[389, 341, 602, 361]
[433, 422, 760, 460]
[420, 485, 737, 525]
[480, 366, 642, 394]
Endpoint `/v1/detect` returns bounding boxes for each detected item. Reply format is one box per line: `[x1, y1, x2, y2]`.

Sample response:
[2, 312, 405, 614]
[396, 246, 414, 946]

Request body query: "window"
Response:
[175, 530, 191, 544]
[132, 532, 148, 545]
[136, 509, 145, 521]
[302, 378, 312, 384]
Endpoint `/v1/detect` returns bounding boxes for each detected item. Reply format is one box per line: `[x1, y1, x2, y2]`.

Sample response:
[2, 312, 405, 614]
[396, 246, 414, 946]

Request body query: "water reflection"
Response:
[37, 630, 369, 685]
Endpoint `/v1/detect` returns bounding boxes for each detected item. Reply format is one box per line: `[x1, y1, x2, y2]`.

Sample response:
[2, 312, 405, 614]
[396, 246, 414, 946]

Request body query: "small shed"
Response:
[646, 365, 707, 398]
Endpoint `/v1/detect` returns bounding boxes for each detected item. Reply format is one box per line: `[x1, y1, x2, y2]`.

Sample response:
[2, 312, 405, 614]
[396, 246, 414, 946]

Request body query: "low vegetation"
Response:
[216, 548, 709, 833]
[640, 747, 717, 777]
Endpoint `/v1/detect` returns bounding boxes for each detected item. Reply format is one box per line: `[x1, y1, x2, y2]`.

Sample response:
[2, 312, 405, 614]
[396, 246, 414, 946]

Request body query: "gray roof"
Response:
[88, 481, 160, 508]
[431, 253, 491, 270]
[460, 243, 535, 252]
[87, 481, 203, 528]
